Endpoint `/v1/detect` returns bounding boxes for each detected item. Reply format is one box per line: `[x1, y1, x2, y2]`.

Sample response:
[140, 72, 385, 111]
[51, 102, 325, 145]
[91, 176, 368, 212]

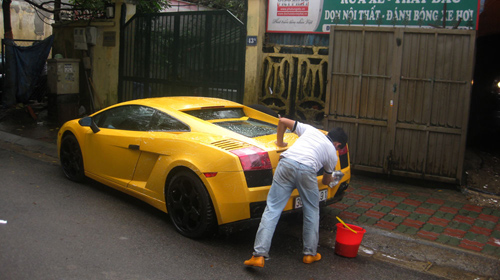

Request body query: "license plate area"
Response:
[294, 189, 328, 209]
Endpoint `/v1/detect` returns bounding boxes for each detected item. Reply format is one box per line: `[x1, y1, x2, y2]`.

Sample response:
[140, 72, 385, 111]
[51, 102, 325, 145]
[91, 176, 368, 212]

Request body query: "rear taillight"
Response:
[338, 145, 349, 169]
[231, 146, 272, 171]
[338, 145, 348, 156]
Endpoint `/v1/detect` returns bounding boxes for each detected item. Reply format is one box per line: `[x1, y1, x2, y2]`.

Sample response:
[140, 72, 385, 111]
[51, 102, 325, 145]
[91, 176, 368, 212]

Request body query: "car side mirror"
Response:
[78, 116, 100, 133]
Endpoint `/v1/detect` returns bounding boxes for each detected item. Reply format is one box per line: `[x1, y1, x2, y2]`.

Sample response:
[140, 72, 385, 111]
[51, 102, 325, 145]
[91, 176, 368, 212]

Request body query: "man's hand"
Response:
[322, 173, 333, 186]
[274, 140, 288, 147]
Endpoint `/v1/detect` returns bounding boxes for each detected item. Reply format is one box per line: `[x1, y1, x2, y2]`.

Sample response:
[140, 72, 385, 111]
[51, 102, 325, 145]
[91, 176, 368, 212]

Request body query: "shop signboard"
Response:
[267, 0, 480, 33]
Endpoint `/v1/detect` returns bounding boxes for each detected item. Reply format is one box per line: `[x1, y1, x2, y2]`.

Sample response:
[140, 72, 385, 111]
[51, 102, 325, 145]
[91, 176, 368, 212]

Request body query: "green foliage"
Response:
[68, 0, 105, 12]
[136, 0, 170, 13]
[189, 0, 246, 21]
[62, 0, 244, 19]
[68, 0, 170, 14]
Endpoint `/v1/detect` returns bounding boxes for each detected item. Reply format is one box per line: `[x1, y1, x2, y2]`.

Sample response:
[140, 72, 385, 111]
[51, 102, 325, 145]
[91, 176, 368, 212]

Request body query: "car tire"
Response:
[60, 133, 85, 182]
[166, 170, 217, 238]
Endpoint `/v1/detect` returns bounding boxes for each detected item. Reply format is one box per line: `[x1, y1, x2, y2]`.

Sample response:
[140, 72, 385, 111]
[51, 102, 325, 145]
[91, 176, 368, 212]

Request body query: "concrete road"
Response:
[0, 148, 444, 280]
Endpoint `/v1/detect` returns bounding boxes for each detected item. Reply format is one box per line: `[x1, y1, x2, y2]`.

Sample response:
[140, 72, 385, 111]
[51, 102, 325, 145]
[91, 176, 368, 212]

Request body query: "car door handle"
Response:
[128, 144, 140, 150]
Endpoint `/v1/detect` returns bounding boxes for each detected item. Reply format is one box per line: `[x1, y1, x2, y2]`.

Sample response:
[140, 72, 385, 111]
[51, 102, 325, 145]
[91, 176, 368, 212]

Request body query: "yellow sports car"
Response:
[57, 97, 350, 238]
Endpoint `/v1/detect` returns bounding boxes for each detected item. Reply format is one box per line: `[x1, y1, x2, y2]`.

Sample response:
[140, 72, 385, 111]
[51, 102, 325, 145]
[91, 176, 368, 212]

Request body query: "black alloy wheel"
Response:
[60, 133, 85, 182]
[166, 170, 216, 238]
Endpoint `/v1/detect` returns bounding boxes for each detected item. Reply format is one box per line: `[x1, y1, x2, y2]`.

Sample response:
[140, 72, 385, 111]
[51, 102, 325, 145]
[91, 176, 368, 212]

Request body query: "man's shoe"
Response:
[303, 253, 322, 264]
[244, 256, 264, 267]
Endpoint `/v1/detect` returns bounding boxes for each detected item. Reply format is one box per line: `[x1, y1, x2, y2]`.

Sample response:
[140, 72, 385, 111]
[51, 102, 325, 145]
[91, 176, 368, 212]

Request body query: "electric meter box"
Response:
[47, 59, 80, 94]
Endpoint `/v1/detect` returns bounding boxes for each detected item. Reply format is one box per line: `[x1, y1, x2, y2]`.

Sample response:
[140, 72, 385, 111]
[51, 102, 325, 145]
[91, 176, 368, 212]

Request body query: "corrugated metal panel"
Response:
[325, 26, 475, 184]
[327, 28, 395, 170]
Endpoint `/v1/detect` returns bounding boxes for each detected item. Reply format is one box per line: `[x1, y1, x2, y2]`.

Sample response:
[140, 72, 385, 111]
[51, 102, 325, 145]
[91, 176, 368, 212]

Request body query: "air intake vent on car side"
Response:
[211, 139, 250, 151]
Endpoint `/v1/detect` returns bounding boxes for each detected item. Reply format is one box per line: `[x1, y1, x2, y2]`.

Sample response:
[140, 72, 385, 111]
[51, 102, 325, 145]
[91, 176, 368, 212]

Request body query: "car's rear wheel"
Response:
[60, 133, 85, 182]
[166, 170, 216, 238]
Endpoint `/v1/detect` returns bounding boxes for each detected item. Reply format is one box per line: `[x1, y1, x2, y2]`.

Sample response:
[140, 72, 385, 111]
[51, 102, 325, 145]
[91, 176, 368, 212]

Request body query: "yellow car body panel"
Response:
[57, 97, 351, 236]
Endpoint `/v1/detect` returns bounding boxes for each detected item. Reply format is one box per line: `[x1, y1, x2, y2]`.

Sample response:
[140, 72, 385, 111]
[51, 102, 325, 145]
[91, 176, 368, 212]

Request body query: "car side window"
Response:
[94, 105, 155, 131]
[150, 111, 189, 132]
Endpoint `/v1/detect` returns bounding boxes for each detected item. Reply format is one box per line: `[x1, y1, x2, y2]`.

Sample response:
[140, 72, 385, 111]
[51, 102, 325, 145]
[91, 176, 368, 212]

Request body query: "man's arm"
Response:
[275, 117, 295, 147]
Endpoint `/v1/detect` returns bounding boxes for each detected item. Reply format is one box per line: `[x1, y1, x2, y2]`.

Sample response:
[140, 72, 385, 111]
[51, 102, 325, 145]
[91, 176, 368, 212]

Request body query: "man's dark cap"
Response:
[327, 127, 348, 149]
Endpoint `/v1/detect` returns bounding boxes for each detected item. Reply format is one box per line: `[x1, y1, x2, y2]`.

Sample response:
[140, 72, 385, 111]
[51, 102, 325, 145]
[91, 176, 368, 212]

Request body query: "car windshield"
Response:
[185, 108, 277, 138]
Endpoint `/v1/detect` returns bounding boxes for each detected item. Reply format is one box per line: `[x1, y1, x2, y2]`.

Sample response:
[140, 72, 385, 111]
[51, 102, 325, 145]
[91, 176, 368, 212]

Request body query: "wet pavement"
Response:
[1, 104, 499, 279]
[0, 103, 59, 145]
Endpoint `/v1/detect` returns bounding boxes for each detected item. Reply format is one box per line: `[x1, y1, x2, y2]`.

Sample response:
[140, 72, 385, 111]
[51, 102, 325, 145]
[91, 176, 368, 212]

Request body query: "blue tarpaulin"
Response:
[2, 35, 54, 107]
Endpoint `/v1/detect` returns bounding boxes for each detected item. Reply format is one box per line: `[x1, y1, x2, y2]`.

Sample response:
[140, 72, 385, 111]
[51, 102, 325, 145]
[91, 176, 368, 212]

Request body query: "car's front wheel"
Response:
[60, 133, 85, 182]
[166, 170, 216, 238]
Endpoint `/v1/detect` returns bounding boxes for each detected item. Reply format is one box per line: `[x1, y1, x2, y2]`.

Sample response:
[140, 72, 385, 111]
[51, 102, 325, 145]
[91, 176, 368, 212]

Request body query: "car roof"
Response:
[117, 97, 243, 112]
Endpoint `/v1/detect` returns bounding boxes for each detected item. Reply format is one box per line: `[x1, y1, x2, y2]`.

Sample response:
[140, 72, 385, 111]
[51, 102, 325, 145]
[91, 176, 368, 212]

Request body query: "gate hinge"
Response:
[385, 150, 394, 174]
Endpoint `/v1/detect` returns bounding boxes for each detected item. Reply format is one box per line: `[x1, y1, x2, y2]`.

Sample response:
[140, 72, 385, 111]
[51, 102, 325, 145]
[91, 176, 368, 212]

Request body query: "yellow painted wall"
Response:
[0, 1, 53, 41]
[243, 0, 266, 105]
[51, 1, 136, 112]
[90, 3, 136, 109]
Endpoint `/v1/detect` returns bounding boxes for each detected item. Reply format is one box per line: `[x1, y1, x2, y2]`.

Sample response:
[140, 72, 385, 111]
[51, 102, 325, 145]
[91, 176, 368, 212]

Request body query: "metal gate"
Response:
[118, 11, 246, 103]
[325, 26, 475, 184]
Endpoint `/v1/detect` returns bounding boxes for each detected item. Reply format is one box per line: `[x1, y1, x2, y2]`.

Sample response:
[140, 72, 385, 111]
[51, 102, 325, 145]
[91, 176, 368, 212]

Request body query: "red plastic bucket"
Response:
[335, 223, 366, 258]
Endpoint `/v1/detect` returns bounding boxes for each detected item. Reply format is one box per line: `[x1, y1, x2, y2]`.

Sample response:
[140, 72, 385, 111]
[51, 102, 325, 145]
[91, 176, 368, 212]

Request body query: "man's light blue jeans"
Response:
[253, 157, 320, 258]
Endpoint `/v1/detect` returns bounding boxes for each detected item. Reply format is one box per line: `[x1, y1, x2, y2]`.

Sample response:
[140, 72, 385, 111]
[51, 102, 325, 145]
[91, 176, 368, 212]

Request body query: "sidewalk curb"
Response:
[0, 130, 59, 163]
[318, 207, 500, 279]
